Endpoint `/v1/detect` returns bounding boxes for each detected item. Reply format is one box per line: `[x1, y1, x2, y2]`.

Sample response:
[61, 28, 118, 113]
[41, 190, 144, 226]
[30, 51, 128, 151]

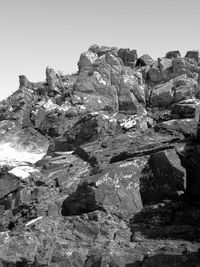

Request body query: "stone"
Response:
[136, 54, 154, 67]
[118, 48, 137, 67]
[173, 75, 199, 102]
[118, 72, 145, 113]
[171, 98, 200, 119]
[146, 149, 186, 203]
[88, 44, 118, 57]
[150, 80, 174, 107]
[0, 121, 49, 165]
[165, 50, 181, 59]
[78, 51, 98, 71]
[62, 157, 149, 217]
[185, 50, 199, 63]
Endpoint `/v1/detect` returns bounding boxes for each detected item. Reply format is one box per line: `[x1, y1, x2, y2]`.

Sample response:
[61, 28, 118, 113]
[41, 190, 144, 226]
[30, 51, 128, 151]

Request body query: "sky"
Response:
[0, 0, 200, 100]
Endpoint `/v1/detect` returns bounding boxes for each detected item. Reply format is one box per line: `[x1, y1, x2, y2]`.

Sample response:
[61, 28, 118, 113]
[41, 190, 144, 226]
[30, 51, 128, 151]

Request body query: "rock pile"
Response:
[0, 46, 200, 266]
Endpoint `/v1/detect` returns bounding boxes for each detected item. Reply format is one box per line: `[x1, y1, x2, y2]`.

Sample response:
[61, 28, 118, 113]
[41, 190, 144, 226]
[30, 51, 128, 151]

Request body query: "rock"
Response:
[173, 75, 199, 102]
[185, 50, 199, 63]
[118, 72, 145, 113]
[118, 48, 137, 67]
[19, 75, 30, 88]
[165, 50, 181, 59]
[54, 113, 122, 150]
[62, 157, 149, 217]
[88, 44, 118, 56]
[150, 79, 174, 107]
[0, 121, 49, 165]
[136, 54, 154, 67]
[155, 119, 198, 138]
[171, 98, 200, 119]
[78, 51, 98, 71]
[145, 149, 186, 203]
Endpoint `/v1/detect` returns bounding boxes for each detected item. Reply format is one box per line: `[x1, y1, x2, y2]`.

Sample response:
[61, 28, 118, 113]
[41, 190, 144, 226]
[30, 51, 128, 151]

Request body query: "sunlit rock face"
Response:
[0, 45, 200, 266]
[0, 120, 48, 165]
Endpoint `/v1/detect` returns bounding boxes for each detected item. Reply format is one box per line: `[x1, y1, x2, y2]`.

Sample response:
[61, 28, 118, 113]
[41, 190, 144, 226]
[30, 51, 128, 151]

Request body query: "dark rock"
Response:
[136, 54, 154, 67]
[118, 48, 137, 67]
[165, 50, 181, 59]
[185, 50, 199, 63]
[171, 98, 200, 119]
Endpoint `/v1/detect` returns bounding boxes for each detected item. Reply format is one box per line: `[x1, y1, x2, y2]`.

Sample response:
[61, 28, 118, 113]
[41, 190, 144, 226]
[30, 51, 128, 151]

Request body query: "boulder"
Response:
[78, 51, 98, 71]
[185, 50, 199, 63]
[88, 44, 118, 57]
[173, 75, 199, 102]
[165, 50, 181, 59]
[155, 119, 198, 138]
[118, 72, 145, 113]
[145, 149, 186, 203]
[54, 113, 122, 151]
[136, 54, 154, 67]
[62, 157, 149, 217]
[150, 80, 174, 107]
[171, 98, 200, 119]
[118, 48, 137, 67]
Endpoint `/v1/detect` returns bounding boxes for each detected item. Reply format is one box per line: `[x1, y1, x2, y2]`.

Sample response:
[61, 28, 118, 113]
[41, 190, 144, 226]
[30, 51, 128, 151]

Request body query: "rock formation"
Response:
[0, 45, 200, 266]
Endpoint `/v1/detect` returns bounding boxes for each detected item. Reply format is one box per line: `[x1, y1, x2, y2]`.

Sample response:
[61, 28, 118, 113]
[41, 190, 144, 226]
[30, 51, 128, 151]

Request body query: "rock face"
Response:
[0, 45, 200, 266]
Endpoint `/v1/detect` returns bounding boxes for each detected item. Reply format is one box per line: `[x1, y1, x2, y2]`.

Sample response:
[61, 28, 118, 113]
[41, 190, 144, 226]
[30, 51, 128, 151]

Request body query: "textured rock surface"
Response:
[0, 45, 200, 266]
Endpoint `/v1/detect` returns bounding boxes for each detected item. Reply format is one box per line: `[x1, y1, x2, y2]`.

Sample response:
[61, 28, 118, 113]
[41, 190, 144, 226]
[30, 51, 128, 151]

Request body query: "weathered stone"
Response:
[165, 50, 181, 59]
[185, 50, 199, 63]
[173, 75, 199, 102]
[136, 54, 154, 67]
[118, 48, 137, 67]
[150, 80, 174, 107]
[62, 157, 149, 217]
[88, 44, 118, 57]
[78, 51, 98, 71]
[171, 98, 200, 119]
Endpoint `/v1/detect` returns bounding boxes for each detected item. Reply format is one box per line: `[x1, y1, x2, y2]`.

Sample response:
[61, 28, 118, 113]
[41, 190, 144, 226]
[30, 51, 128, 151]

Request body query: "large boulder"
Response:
[78, 51, 98, 71]
[136, 54, 154, 67]
[173, 75, 199, 102]
[118, 71, 145, 113]
[171, 98, 200, 119]
[150, 79, 174, 107]
[118, 48, 137, 67]
[53, 113, 122, 151]
[185, 50, 199, 63]
[165, 50, 181, 59]
[62, 157, 149, 217]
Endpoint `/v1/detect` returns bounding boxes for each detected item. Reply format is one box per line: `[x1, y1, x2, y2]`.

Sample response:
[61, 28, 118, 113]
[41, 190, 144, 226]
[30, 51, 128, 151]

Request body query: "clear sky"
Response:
[0, 0, 200, 100]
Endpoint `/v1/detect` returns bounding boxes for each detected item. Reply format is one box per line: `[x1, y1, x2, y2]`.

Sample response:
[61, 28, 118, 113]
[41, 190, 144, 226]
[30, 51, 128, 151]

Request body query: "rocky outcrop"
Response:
[1, 45, 200, 266]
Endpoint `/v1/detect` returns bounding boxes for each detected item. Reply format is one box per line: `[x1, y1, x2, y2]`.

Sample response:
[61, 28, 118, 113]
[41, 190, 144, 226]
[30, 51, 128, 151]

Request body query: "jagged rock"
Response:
[150, 79, 174, 107]
[155, 119, 198, 138]
[54, 113, 122, 151]
[173, 75, 199, 102]
[78, 51, 98, 70]
[62, 158, 149, 217]
[145, 149, 186, 203]
[136, 54, 154, 67]
[171, 98, 200, 119]
[119, 71, 146, 113]
[185, 50, 199, 63]
[118, 48, 137, 67]
[0, 120, 49, 165]
[19, 75, 30, 88]
[165, 50, 181, 59]
[88, 44, 118, 56]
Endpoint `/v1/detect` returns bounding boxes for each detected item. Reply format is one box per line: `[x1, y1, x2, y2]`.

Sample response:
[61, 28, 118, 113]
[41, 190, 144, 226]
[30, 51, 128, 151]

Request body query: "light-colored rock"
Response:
[9, 166, 41, 180]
